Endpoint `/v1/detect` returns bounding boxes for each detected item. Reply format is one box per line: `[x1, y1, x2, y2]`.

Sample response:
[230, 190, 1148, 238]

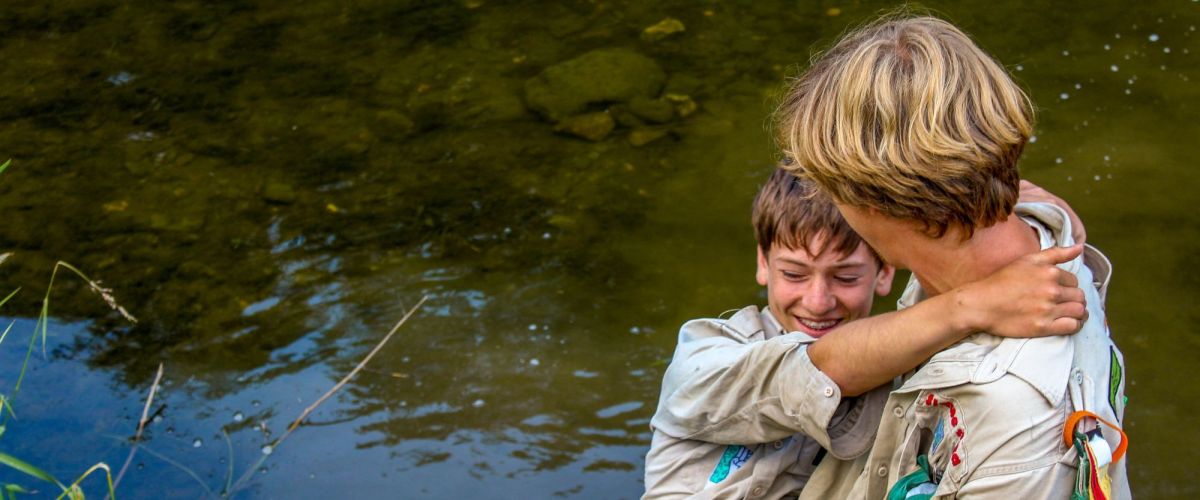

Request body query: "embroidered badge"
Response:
[708, 445, 754, 484]
[930, 416, 946, 455]
[1108, 346, 1123, 418]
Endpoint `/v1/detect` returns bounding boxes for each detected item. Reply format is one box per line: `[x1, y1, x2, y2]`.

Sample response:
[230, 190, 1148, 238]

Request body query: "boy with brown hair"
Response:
[644, 168, 1090, 498]
[777, 14, 1128, 499]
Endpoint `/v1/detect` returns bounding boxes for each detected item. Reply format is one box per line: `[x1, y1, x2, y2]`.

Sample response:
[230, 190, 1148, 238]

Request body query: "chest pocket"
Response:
[894, 392, 971, 494]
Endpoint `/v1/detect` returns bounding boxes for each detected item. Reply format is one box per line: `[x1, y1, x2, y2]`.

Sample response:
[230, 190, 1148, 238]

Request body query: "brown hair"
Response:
[775, 14, 1033, 238]
[753, 167, 881, 265]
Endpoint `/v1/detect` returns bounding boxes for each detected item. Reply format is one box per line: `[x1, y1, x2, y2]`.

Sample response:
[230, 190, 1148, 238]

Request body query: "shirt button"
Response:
[751, 486, 765, 496]
[773, 440, 784, 450]
[892, 406, 904, 417]
[876, 466, 888, 477]
[823, 386, 835, 397]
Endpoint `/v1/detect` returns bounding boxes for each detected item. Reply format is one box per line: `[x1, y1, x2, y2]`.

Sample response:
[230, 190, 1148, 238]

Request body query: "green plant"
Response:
[0, 160, 124, 499]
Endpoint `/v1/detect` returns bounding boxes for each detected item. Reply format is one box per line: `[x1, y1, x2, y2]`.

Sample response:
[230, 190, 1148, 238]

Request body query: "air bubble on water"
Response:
[528, 323, 538, 331]
[1060, 93, 1069, 100]
[1104, 44, 1111, 51]
[252, 400, 260, 407]
[1094, 175, 1101, 181]
[137, 463, 145, 470]
[629, 326, 641, 334]
[1124, 54, 1131, 60]
[473, 399, 486, 408]
[1029, 135, 1037, 143]
[1055, 158, 1064, 164]
[1067, 176, 1073, 181]
[529, 358, 540, 366]
[1062, 50, 1070, 56]
[402, 356, 410, 363]
[1125, 88, 1132, 94]
[233, 412, 244, 423]
[1074, 83, 1082, 89]
[1110, 64, 1119, 72]
[153, 415, 163, 424]
[1149, 33, 1160, 42]
[262, 445, 274, 455]
[1164, 47, 1171, 53]
[1115, 33, 1122, 39]
[542, 232, 551, 240]
[1104, 155, 1111, 161]
[259, 467, 268, 475]
[1127, 78, 1135, 84]
[1015, 64, 1024, 71]
[193, 438, 203, 448]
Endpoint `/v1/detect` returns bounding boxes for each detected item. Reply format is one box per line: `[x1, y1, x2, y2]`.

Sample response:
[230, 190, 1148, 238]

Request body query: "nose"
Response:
[802, 278, 837, 315]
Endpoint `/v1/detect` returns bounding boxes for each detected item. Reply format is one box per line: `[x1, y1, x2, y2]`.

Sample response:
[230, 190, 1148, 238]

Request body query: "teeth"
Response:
[800, 319, 839, 330]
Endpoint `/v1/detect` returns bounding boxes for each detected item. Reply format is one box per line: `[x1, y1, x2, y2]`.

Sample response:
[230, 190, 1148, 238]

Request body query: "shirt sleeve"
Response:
[650, 314, 886, 459]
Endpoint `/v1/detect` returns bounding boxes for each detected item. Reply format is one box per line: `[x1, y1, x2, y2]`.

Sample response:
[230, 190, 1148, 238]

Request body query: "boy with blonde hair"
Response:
[777, 15, 1128, 499]
[644, 168, 1091, 498]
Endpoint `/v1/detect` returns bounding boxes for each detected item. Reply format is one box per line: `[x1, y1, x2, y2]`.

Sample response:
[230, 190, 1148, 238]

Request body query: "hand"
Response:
[1019, 180, 1086, 245]
[954, 244, 1088, 338]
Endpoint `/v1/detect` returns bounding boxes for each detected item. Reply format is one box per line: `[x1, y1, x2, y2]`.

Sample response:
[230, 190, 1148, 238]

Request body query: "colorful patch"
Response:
[708, 445, 754, 484]
[1108, 346, 1123, 418]
[929, 416, 946, 455]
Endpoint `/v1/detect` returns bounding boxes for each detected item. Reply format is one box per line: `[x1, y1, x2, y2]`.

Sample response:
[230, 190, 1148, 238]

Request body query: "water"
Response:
[0, 1, 1196, 497]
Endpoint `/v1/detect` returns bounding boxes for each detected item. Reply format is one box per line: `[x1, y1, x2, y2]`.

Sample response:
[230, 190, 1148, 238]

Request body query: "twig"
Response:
[109, 363, 164, 497]
[227, 295, 428, 494]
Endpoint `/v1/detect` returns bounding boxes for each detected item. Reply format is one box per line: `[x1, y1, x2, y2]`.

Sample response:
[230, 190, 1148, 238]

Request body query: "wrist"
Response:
[947, 285, 985, 336]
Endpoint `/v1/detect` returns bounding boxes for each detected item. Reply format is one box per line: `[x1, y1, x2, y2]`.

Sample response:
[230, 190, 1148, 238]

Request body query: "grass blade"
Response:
[136, 446, 216, 499]
[0, 451, 65, 490]
[0, 288, 18, 311]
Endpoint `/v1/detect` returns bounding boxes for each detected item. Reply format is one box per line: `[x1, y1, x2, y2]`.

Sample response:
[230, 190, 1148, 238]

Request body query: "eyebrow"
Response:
[774, 258, 870, 270]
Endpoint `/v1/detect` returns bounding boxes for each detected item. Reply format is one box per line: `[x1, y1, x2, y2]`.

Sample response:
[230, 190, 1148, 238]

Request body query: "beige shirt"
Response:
[644, 306, 888, 499]
[804, 203, 1130, 500]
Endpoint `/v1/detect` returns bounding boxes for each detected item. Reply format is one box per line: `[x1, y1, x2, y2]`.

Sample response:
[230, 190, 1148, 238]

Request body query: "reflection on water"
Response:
[0, 0, 1196, 497]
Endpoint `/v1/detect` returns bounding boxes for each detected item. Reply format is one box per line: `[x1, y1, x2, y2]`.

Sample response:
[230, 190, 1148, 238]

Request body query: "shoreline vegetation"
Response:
[0, 159, 431, 498]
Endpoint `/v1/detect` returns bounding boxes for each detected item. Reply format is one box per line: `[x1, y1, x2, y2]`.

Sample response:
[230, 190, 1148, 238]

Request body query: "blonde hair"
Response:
[776, 15, 1034, 238]
[752, 167, 882, 266]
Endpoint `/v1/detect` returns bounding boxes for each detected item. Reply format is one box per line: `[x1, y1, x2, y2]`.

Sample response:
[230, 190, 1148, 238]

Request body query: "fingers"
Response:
[1047, 316, 1086, 336]
[1056, 268, 1080, 288]
[1054, 284, 1085, 304]
[1030, 244, 1084, 266]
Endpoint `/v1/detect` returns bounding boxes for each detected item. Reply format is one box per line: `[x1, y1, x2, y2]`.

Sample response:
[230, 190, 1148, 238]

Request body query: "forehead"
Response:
[769, 238, 877, 269]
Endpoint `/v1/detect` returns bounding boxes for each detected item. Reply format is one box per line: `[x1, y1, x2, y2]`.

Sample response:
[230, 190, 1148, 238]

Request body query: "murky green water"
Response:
[0, 1, 1195, 497]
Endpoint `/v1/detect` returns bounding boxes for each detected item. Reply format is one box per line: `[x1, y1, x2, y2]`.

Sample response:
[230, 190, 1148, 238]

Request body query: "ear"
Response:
[756, 246, 769, 286]
[874, 263, 896, 296]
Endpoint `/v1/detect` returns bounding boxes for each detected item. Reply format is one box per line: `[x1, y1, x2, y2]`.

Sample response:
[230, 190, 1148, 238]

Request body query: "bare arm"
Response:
[809, 244, 1088, 396]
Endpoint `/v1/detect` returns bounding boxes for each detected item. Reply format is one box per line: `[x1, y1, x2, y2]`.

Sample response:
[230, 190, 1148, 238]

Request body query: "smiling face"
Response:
[756, 233, 895, 338]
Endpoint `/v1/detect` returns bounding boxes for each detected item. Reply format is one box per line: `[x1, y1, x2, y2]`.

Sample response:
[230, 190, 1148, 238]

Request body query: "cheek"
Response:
[836, 288, 876, 317]
[768, 280, 804, 307]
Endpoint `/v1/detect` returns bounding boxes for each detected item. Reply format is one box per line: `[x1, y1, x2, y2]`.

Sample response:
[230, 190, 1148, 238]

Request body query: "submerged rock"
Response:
[641, 18, 686, 42]
[555, 112, 616, 141]
[628, 96, 675, 124]
[628, 127, 670, 147]
[524, 48, 666, 121]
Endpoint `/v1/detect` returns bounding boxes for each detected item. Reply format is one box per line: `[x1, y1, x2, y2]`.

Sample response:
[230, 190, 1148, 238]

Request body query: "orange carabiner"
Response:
[1063, 410, 1128, 462]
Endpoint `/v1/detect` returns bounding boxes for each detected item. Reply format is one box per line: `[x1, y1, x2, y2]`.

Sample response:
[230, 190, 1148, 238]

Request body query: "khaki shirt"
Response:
[644, 306, 888, 499]
[806, 203, 1131, 499]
